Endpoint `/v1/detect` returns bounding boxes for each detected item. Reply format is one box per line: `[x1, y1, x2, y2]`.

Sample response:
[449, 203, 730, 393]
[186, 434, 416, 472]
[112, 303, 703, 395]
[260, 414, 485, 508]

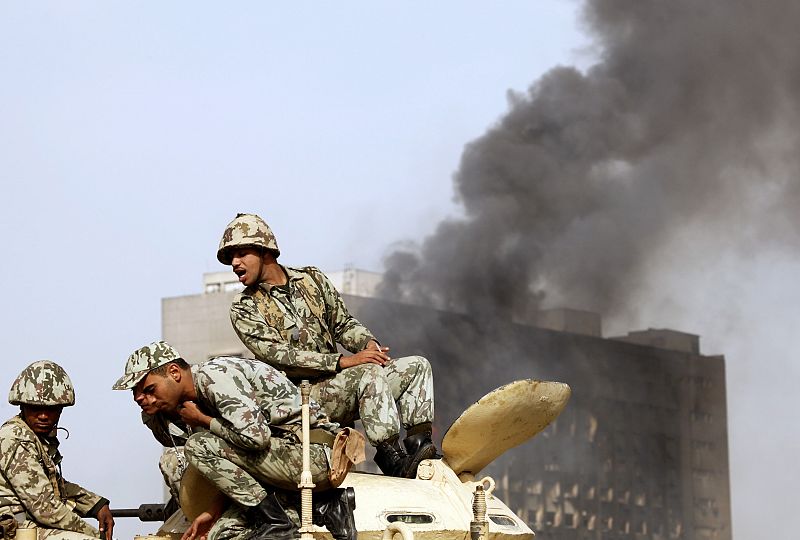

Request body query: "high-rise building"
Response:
[162, 270, 732, 540]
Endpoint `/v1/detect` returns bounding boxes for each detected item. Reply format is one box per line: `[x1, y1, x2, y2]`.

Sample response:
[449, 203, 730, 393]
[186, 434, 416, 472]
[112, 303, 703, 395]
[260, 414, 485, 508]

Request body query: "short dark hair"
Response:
[149, 358, 190, 378]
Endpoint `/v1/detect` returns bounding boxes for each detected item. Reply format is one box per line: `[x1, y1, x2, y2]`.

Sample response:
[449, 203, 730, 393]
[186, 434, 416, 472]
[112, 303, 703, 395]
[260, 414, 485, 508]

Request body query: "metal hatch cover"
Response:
[441, 379, 571, 477]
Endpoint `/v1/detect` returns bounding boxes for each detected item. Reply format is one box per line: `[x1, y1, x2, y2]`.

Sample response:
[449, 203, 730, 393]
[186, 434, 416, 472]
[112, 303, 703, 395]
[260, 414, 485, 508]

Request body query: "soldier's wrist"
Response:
[335, 355, 343, 373]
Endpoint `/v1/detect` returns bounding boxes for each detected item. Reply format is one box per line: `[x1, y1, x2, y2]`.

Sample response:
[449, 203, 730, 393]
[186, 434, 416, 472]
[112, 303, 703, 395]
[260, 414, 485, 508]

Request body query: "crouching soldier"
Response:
[113, 341, 361, 540]
[0, 361, 114, 540]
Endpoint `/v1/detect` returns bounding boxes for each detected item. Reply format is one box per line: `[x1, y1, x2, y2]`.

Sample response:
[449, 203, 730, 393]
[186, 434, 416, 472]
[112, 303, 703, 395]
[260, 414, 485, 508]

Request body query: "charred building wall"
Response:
[163, 288, 731, 540]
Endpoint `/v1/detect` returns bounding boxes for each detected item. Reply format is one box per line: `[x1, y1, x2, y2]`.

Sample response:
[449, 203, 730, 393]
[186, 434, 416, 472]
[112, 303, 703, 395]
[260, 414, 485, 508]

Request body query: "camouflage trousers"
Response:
[207, 506, 250, 540]
[159, 443, 304, 540]
[310, 355, 434, 446]
[204, 501, 302, 540]
[157, 448, 252, 540]
[183, 431, 332, 507]
[159, 447, 187, 502]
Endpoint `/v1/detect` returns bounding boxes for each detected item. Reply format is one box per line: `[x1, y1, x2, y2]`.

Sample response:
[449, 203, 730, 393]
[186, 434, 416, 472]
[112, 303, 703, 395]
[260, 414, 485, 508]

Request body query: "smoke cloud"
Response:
[378, 0, 800, 325]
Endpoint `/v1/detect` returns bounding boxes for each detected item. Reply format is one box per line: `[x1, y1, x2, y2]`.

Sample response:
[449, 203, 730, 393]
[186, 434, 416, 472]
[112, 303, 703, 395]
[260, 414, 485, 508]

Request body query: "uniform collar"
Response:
[257, 265, 303, 293]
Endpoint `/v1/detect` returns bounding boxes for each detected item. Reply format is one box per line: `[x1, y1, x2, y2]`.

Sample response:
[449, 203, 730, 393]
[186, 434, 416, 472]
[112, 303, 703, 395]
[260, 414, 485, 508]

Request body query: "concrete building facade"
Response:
[162, 270, 732, 540]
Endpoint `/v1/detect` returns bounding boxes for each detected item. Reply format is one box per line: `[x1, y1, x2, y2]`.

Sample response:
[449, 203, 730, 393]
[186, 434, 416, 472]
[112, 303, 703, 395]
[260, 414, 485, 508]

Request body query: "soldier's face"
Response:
[133, 372, 182, 415]
[230, 247, 266, 287]
[21, 405, 63, 435]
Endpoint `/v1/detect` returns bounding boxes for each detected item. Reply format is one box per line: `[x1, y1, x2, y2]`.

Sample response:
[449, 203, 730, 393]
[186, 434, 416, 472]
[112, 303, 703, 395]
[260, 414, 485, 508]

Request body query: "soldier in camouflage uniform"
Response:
[0, 361, 114, 540]
[217, 213, 437, 479]
[113, 341, 359, 540]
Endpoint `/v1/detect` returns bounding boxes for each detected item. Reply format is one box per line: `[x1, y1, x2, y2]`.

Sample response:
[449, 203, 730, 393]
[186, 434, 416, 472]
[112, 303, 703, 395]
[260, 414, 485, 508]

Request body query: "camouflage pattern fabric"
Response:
[0, 416, 103, 539]
[207, 505, 250, 540]
[217, 213, 280, 264]
[185, 432, 331, 505]
[112, 341, 183, 391]
[229, 266, 434, 445]
[310, 356, 434, 445]
[159, 448, 188, 502]
[205, 498, 300, 540]
[8, 361, 75, 407]
[181, 357, 335, 505]
[142, 411, 189, 448]
[190, 357, 337, 450]
[230, 267, 375, 380]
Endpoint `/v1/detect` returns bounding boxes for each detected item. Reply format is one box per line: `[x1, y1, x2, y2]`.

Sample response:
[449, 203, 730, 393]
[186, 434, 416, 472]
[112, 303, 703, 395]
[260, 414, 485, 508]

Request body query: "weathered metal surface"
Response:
[160, 379, 572, 540]
[442, 380, 572, 478]
[179, 465, 226, 522]
[335, 460, 533, 540]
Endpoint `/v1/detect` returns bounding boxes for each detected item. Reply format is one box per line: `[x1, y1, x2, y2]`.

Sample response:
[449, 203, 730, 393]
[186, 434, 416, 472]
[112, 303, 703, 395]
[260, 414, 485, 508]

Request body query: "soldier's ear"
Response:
[167, 363, 182, 382]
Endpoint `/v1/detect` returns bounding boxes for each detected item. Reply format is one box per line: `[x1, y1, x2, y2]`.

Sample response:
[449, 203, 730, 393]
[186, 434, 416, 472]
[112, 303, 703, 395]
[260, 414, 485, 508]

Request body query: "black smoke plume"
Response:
[378, 0, 800, 324]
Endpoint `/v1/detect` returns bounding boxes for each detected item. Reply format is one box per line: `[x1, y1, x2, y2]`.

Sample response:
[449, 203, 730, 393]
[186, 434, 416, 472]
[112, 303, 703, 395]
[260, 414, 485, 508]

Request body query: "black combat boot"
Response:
[374, 435, 411, 478]
[403, 423, 441, 468]
[312, 487, 357, 540]
[245, 492, 298, 540]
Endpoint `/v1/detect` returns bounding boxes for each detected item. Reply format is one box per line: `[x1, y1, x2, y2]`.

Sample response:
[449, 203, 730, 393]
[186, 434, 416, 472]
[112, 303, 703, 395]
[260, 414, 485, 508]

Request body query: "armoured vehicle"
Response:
[114, 378, 570, 540]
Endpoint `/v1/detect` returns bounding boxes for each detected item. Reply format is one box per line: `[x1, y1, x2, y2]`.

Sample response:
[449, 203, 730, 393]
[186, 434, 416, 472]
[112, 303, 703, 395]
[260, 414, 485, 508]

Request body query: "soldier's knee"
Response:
[184, 431, 215, 462]
[355, 363, 385, 379]
[401, 355, 432, 377]
[353, 363, 393, 394]
[159, 447, 185, 473]
[412, 355, 431, 372]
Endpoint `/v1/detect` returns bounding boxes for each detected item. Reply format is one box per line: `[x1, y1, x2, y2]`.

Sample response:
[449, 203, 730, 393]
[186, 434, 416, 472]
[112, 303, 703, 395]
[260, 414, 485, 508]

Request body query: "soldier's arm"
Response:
[309, 267, 376, 352]
[193, 369, 272, 451]
[141, 411, 188, 448]
[61, 480, 108, 517]
[230, 296, 341, 374]
[4, 441, 101, 537]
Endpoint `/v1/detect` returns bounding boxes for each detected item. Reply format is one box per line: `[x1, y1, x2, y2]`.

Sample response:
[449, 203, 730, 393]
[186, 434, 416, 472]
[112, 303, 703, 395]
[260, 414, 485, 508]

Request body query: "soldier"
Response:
[0, 361, 114, 540]
[113, 341, 360, 540]
[217, 213, 438, 479]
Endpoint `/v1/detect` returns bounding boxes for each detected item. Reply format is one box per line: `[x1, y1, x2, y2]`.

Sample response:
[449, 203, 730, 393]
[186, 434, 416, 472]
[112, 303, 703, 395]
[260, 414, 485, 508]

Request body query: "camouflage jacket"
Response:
[230, 266, 376, 381]
[141, 411, 189, 449]
[0, 415, 105, 536]
[176, 357, 337, 451]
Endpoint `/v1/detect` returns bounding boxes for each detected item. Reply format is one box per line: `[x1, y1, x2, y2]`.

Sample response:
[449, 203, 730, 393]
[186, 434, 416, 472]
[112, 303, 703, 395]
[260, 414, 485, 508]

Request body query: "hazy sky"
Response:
[0, 2, 795, 540]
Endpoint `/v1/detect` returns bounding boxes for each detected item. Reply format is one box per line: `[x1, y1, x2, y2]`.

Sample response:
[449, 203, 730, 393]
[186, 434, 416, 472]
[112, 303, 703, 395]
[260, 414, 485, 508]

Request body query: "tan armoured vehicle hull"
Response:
[153, 379, 571, 540]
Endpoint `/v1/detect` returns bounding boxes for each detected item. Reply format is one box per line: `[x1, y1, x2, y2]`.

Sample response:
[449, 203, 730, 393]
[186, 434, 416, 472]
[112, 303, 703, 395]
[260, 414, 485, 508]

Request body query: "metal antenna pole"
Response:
[298, 380, 316, 540]
[470, 484, 488, 540]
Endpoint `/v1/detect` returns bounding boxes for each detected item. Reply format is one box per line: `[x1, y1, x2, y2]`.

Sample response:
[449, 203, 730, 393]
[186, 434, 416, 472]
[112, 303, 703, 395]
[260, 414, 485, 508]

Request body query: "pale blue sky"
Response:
[0, 2, 794, 540]
[0, 2, 588, 538]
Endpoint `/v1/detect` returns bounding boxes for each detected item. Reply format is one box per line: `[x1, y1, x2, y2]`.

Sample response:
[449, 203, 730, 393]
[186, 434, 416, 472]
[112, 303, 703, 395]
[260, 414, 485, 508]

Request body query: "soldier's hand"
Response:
[367, 340, 390, 354]
[178, 401, 213, 429]
[339, 347, 391, 370]
[181, 511, 217, 540]
[96, 504, 114, 540]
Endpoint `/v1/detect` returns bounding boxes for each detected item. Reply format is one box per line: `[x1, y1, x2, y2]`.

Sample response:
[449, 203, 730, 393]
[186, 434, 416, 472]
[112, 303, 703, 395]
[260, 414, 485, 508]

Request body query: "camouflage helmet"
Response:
[9, 360, 76, 407]
[217, 213, 280, 265]
[113, 340, 183, 391]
